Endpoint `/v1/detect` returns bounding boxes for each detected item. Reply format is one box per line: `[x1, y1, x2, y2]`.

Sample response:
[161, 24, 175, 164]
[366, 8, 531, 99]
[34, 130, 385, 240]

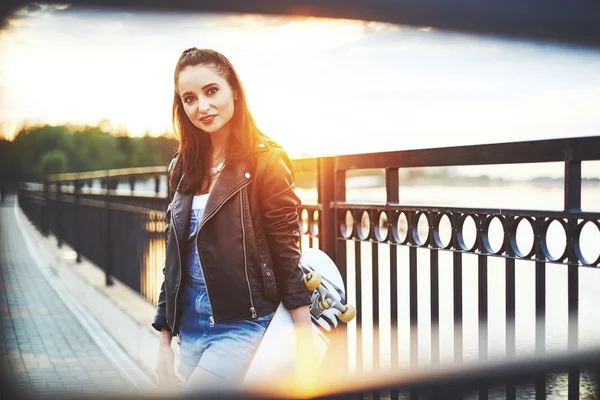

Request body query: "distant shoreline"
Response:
[401, 176, 600, 187]
[343, 174, 600, 189]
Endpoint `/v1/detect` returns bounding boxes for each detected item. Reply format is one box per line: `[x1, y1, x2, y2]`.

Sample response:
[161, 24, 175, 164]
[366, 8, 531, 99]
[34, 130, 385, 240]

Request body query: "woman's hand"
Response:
[155, 329, 177, 386]
[289, 306, 319, 374]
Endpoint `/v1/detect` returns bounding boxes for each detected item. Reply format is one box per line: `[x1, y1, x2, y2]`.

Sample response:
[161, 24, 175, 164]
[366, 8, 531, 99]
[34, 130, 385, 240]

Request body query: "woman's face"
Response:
[177, 64, 235, 135]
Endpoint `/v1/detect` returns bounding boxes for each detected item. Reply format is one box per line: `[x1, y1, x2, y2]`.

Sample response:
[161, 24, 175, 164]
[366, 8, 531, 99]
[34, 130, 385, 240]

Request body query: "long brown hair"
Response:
[169, 48, 266, 194]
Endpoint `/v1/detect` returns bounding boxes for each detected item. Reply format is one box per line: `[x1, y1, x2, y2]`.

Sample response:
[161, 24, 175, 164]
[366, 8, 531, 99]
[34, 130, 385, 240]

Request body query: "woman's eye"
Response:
[207, 87, 218, 95]
[183, 96, 195, 104]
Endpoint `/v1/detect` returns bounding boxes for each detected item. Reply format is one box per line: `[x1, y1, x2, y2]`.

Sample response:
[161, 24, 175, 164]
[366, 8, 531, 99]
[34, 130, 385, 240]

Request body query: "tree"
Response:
[0, 138, 17, 185]
[38, 149, 68, 176]
[4, 123, 179, 182]
[115, 135, 136, 168]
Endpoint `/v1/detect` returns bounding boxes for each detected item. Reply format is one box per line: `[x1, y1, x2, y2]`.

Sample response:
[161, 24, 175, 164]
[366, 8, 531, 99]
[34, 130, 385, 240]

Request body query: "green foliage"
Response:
[0, 138, 17, 184]
[1, 124, 178, 183]
[39, 149, 68, 175]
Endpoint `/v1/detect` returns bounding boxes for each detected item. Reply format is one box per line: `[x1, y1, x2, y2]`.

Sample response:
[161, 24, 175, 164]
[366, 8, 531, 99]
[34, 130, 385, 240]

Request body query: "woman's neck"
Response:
[209, 126, 231, 162]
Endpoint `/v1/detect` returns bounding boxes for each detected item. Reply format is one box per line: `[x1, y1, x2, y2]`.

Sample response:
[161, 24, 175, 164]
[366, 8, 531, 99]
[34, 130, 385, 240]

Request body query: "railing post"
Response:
[565, 160, 582, 213]
[504, 215, 518, 400]
[386, 168, 400, 400]
[155, 175, 161, 197]
[334, 166, 346, 283]
[565, 157, 581, 400]
[533, 216, 547, 400]
[43, 179, 50, 236]
[56, 180, 63, 248]
[321, 159, 350, 376]
[105, 174, 114, 286]
[317, 157, 335, 260]
[452, 213, 464, 365]
[74, 178, 82, 263]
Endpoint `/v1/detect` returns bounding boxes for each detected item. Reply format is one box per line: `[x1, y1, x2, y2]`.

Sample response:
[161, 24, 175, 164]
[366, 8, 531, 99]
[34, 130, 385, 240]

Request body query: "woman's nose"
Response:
[197, 96, 210, 112]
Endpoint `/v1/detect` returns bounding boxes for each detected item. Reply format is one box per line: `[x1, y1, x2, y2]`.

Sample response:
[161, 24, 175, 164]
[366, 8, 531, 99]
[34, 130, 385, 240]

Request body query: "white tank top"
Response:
[191, 193, 209, 211]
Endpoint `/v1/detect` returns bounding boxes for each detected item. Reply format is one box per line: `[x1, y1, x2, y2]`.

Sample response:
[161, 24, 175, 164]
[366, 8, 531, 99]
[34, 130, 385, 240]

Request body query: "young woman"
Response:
[152, 48, 313, 387]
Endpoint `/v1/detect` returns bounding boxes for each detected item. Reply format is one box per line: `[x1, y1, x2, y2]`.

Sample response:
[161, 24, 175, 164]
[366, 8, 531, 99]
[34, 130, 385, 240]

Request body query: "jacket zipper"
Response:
[240, 191, 257, 319]
[172, 221, 183, 331]
[170, 174, 185, 333]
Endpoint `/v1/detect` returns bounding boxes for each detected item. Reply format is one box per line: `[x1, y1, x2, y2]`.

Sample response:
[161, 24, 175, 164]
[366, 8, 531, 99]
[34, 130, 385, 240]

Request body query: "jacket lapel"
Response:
[171, 189, 192, 244]
[200, 160, 252, 228]
[170, 160, 252, 241]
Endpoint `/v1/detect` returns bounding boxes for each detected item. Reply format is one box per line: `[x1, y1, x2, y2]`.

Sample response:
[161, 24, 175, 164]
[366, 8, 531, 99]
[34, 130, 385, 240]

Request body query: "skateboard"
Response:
[243, 248, 356, 384]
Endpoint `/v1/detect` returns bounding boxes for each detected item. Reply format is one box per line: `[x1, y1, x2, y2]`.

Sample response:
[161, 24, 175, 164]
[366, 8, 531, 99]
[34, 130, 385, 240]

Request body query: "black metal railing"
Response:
[17, 136, 600, 399]
[18, 167, 169, 302]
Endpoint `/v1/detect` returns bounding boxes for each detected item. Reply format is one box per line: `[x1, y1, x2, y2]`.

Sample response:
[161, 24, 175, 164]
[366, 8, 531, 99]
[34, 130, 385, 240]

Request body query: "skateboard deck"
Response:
[243, 248, 355, 385]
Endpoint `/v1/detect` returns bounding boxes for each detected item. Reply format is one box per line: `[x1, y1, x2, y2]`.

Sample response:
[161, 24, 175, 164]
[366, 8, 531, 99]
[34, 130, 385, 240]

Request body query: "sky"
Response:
[1, 4, 599, 178]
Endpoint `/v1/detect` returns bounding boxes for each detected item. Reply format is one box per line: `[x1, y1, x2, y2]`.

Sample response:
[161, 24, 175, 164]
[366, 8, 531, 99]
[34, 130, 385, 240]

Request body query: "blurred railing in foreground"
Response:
[305, 347, 600, 400]
[17, 136, 600, 399]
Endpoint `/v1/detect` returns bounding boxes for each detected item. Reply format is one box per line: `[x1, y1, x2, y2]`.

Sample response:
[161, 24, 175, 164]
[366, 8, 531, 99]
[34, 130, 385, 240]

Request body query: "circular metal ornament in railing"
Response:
[374, 210, 389, 242]
[509, 216, 536, 259]
[432, 212, 453, 250]
[340, 209, 354, 239]
[540, 218, 568, 262]
[573, 219, 600, 266]
[300, 209, 310, 235]
[456, 213, 478, 252]
[146, 210, 166, 233]
[391, 211, 409, 245]
[309, 210, 319, 237]
[482, 215, 506, 255]
[411, 211, 431, 247]
[357, 210, 371, 241]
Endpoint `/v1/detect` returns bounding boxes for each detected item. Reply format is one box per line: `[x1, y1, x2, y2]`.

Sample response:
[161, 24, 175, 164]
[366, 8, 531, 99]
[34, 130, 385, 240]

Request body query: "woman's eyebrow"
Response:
[180, 83, 219, 97]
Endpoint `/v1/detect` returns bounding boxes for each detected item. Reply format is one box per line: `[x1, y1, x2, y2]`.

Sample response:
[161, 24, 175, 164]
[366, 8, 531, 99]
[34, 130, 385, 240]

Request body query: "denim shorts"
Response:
[178, 283, 273, 382]
[178, 208, 272, 382]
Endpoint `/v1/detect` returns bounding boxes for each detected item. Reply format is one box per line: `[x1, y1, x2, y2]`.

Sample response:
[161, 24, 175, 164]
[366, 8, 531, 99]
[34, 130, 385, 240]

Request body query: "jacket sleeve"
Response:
[152, 279, 170, 332]
[259, 147, 312, 310]
[151, 163, 175, 332]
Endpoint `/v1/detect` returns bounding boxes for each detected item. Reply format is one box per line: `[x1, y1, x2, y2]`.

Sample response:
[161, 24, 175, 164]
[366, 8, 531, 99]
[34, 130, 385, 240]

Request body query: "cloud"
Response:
[1, 3, 70, 36]
[9, 3, 70, 19]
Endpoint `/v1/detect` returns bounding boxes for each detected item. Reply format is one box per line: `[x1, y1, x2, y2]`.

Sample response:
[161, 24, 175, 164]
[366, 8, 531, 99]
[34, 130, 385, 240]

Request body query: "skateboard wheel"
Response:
[339, 304, 356, 323]
[304, 271, 322, 290]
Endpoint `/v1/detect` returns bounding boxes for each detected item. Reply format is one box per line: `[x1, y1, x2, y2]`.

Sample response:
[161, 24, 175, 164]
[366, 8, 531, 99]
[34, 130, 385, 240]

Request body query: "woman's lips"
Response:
[200, 115, 216, 124]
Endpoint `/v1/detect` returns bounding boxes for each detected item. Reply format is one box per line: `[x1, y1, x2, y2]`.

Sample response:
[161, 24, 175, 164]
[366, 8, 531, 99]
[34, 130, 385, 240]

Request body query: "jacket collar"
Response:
[170, 159, 252, 242]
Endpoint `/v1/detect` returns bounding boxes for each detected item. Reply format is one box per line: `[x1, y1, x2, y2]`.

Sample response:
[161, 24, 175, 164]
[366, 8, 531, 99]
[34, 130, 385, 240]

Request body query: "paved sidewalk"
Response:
[0, 197, 136, 398]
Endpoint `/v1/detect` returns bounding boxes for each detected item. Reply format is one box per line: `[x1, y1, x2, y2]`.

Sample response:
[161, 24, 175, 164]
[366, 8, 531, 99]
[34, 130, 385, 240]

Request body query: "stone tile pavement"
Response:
[0, 196, 140, 399]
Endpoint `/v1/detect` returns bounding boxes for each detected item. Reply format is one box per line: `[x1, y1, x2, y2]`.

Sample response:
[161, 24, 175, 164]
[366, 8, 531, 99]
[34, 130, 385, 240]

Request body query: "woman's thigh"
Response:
[182, 366, 225, 393]
[192, 314, 272, 382]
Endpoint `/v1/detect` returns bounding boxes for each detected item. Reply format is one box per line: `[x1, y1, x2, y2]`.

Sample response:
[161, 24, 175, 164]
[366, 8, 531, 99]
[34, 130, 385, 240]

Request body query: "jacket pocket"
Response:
[260, 262, 279, 303]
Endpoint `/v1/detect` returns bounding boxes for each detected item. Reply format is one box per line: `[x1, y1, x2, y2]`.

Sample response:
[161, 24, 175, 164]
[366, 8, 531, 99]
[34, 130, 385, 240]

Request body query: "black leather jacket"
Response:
[152, 139, 311, 334]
